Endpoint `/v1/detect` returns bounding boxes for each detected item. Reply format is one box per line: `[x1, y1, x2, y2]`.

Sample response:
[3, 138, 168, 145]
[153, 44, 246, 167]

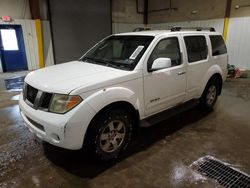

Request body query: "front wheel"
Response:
[85, 108, 133, 161]
[200, 80, 219, 109]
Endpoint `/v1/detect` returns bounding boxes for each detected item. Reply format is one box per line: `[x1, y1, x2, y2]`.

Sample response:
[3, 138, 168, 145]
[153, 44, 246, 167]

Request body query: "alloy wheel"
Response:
[99, 120, 126, 153]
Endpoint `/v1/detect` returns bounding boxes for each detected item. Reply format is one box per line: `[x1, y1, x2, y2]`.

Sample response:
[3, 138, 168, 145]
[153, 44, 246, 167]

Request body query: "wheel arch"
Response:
[89, 101, 140, 126]
[200, 65, 224, 96]
[83, 101, 140, 145]
[208, 73, 223, 95]
[81, 87, 143, 145]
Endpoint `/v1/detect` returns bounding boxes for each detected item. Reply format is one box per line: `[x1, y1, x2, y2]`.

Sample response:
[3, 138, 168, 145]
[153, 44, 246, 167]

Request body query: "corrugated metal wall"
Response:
[226, 16, 250, 70]
[112, 23, 145, 34]
[112, 19, 224, 34]
[41, 21, 54, 67]
[149, 19, 224, 34]
[112, 19, 224, 35]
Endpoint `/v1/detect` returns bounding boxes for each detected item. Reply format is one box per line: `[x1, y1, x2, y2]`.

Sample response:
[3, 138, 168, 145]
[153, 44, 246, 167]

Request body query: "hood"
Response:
[25, 61, 134, 94]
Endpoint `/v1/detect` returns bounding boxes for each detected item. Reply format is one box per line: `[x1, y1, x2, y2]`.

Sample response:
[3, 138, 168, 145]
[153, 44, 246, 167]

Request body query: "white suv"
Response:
[19, 27, 228, 160]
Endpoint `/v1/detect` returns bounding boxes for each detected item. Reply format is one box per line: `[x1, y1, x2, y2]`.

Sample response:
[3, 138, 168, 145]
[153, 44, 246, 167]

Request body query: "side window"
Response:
[184, 36, 208, 63]
[148, 37, 181, 70]
[209, 35, 227, 56]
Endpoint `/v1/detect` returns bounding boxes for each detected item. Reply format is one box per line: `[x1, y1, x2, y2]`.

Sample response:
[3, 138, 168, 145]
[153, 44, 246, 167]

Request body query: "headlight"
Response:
[49, 94, 82, 114]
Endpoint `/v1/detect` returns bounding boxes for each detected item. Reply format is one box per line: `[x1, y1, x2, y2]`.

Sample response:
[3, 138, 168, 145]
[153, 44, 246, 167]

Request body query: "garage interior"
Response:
[0, 0, 250, 187]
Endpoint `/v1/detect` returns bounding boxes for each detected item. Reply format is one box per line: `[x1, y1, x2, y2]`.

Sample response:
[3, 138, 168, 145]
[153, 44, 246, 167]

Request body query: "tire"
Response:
[200, 79, 219, 109]
[85, 108, 133, 161]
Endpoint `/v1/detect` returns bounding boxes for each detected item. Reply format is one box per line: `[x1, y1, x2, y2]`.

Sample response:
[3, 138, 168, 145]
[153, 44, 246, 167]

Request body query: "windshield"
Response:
[81, 35, 154, 70]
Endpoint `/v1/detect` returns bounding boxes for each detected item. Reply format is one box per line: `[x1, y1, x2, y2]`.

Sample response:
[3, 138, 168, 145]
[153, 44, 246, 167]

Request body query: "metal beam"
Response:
[144, 0, 148, 25]
[29, 0, 45, 68]
[29, 0, 41, 19]
[223, 0, 232, 40]
[47, 0, 56, 64]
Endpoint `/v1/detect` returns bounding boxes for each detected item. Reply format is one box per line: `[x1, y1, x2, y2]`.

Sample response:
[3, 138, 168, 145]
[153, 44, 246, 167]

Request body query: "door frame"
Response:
[0, 24, 28, 72]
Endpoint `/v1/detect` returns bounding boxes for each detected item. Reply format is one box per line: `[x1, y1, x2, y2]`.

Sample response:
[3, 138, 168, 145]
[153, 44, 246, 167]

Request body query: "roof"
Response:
[116, 30, 170, 36]
[115, 30, 222, 37]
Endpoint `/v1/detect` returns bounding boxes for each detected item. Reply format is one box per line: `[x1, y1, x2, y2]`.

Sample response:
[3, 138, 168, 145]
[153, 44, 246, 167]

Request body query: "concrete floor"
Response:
[0, 74, 250, 188]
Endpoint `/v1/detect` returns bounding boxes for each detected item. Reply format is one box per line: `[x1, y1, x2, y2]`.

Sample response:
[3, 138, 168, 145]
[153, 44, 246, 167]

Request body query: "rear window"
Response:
[184, 36, 208, 63]
[209, 35, 227, 56]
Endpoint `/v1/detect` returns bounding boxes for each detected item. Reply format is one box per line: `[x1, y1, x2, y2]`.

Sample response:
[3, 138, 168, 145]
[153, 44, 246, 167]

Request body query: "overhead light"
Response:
[235, 4, 250, 9]
[191, 10, 198, 14]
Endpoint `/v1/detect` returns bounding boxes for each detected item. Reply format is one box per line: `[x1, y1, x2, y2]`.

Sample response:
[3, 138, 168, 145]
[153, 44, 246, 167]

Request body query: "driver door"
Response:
[143, 36, 187, 116]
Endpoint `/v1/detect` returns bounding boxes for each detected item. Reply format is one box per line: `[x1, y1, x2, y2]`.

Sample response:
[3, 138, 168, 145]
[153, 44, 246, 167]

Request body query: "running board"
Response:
[140, 99, 199, 127]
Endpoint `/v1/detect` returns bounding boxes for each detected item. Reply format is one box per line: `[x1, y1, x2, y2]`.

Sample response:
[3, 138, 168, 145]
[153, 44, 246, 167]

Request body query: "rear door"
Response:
[0, 25, 28, 72]
[183, 34, 209, 100]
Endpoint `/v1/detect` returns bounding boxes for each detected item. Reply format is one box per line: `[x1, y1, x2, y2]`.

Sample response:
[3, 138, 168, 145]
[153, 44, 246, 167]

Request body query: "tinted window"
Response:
[148, 37, 181, 70]
[210, 35, 227, 56]
[184, 36, 208, 63]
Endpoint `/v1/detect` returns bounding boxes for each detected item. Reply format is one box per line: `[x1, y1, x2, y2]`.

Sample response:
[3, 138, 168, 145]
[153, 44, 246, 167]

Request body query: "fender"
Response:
[84, 87, 143, 118]
[199, 64, 223, 96]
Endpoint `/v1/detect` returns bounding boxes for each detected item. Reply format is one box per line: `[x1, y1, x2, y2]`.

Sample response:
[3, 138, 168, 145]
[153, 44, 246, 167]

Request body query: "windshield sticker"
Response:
[129, 46, 144, 60]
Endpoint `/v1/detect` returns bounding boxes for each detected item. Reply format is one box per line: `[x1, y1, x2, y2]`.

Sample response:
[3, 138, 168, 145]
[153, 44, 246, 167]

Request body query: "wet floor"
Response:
[0, 76, 250, 187]
[0, 71, 28, 92]
[4, 77, 25, 91]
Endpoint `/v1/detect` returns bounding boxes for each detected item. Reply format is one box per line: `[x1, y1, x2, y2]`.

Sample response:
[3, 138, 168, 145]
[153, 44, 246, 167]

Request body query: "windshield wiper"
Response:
[82, 57, 105, 65]
[82, 57, 127, 70]
[102, 59, 121, 69]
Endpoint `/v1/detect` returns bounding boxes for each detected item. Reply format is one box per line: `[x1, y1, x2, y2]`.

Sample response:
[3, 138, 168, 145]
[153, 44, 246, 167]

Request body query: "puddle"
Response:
[0, 76, 25, 92]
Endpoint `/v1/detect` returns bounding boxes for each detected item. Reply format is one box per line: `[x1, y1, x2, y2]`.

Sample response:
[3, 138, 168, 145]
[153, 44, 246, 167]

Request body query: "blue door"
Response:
[0, 25, 28, 72]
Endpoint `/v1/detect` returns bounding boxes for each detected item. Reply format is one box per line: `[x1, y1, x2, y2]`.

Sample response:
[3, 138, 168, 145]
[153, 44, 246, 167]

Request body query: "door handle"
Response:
[177, 71, 186, 75]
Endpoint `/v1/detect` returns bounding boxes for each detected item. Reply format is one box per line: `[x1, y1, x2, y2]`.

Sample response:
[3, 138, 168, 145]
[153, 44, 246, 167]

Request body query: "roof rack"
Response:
[133, 27, 152, 32]
[132, 26, 216, 32]
[170, 26, 215, 32]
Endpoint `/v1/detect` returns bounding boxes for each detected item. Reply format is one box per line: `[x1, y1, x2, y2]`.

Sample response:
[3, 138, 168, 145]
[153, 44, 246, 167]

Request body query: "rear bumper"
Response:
[19, 92, 96, 150]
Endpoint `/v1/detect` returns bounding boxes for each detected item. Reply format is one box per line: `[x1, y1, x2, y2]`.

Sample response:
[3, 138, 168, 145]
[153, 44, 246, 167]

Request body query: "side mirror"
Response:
[150, 58, 172, 72]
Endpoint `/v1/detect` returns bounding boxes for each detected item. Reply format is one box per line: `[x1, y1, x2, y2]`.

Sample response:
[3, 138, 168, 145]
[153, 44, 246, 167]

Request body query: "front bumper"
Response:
[19, 92, 96, 150]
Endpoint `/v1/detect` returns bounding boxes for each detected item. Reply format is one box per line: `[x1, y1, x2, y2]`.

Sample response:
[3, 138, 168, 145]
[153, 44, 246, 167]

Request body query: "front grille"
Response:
[23, 83, 53, 110]
[26, 85, 38, 104]
[191, 156, 250, 188]
[41, 93, 53, 109]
